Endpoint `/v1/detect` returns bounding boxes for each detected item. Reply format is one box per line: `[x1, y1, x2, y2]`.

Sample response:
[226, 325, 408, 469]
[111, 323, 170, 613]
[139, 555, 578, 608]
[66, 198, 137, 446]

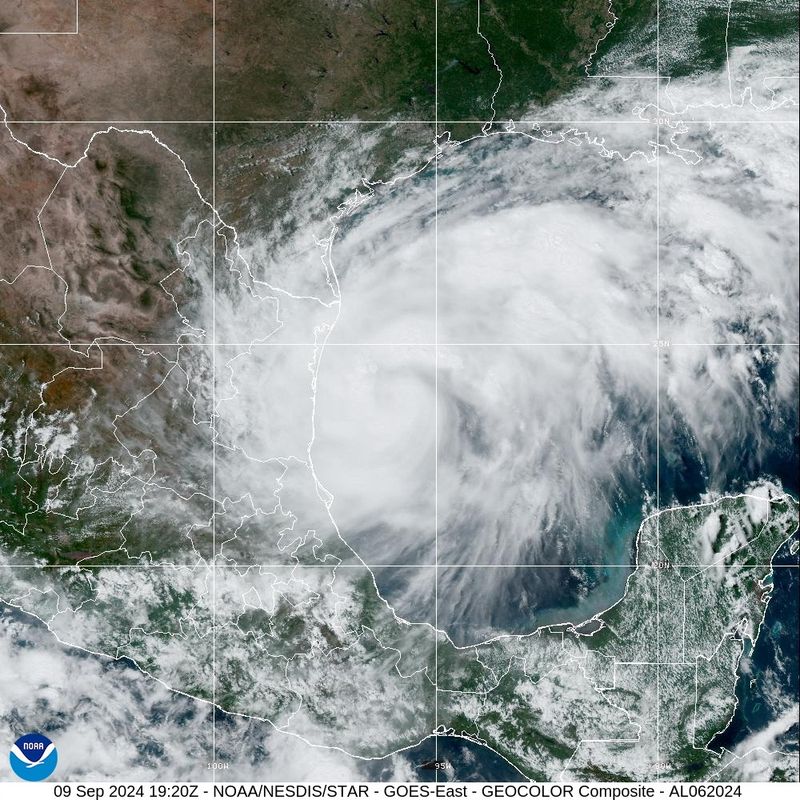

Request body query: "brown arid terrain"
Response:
[0, 124, 69, 342]
[215, 0, 436, 120]
[1, 0, 217, 369]
[1, 1, 799, 784]
[0, 0, 77, 35]
[0, 0, 619, 350]
[0, 0, 212, 120]
[0, 123, 214, 346]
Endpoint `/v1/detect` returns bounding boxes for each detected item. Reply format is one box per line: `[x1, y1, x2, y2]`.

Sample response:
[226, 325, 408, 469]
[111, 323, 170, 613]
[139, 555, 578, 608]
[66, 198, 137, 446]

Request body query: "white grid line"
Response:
[0, 342, 797, 348]
[211, 0, 218, 777]
[0, 0, 79, 35]
[2, 119, 798, 125]
[1, 563, 795, 569]
[655, 0, 662, 779]
[0, 0, 797, 778]
[434, 0, 440, 775]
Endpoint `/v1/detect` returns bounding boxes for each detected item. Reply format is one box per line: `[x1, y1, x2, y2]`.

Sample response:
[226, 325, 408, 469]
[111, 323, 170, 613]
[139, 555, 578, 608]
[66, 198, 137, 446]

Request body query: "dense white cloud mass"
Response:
[0, 608, 376, 781]
[312, 119, 797, 608]
[434, 344, 653, 564]
[662, 45, 800, 119]
[312, 129, 659, 585]
[313, 346, 436, 565]
[328, 173, 436, 346]
[660, 122, 799, 344]
[1, 13, 798, 781]
[309, 92, 797, 631]
[0, 608, 212, 781]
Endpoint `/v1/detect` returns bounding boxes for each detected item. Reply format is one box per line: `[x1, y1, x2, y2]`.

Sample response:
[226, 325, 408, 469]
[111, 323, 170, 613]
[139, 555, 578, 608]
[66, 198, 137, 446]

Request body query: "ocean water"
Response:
[387, 534, 799, 781]
[366, 735, 528, 782]
[712, 534, 799, 756]
[532, 502, 642, 629]
[418, 477, 798, 777]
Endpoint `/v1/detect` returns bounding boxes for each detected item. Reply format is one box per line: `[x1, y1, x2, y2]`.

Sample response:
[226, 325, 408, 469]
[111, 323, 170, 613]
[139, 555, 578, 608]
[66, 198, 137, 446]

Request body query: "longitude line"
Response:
[211, 0, 218, 780]
[655, 0, 662, 781]
[7, 3, 796, 784]
[434, 0, 440, 778]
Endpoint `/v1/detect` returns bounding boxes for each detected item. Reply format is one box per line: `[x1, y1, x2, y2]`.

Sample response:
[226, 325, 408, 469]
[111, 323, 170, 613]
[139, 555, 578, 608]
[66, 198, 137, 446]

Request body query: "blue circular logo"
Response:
[9, 733, 58, 781]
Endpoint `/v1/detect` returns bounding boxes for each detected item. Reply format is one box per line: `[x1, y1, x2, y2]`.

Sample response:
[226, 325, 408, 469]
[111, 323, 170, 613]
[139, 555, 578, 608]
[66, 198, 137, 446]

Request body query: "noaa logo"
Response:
[9, 733, 58, 781]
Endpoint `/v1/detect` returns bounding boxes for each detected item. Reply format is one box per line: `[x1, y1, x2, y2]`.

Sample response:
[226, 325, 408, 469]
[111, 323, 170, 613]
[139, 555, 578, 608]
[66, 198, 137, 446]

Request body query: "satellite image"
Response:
[0, 0, 798, 785]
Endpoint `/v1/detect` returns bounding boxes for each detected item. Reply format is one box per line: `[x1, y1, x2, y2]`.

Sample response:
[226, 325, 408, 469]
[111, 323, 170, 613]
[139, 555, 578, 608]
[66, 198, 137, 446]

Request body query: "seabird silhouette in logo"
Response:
[9, 733, 58, 781]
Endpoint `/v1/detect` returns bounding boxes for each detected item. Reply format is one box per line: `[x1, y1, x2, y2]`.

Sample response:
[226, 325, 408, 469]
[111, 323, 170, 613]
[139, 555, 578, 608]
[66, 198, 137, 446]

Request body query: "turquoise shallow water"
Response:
[523, 502, 643, 630]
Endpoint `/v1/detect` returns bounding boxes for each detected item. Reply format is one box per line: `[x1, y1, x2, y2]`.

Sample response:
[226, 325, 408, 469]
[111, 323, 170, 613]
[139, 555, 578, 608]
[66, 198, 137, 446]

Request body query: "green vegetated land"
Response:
[216, 0, 797, 126]
[1, 474, 797, 778]
[437, 0, 615, 120]
[215, 0, 622, 121]
[436, 493, 800, 780]
[658, 0, 799, 77]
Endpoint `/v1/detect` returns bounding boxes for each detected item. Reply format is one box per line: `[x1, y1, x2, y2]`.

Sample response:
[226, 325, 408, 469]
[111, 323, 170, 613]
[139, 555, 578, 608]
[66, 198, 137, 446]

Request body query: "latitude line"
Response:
[0, 563, 795, 569]
[0, 0, 79, 35]
[0, 342, 797, 348]
[1, 11, 798, 778]
[2, 119, 798, 125]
